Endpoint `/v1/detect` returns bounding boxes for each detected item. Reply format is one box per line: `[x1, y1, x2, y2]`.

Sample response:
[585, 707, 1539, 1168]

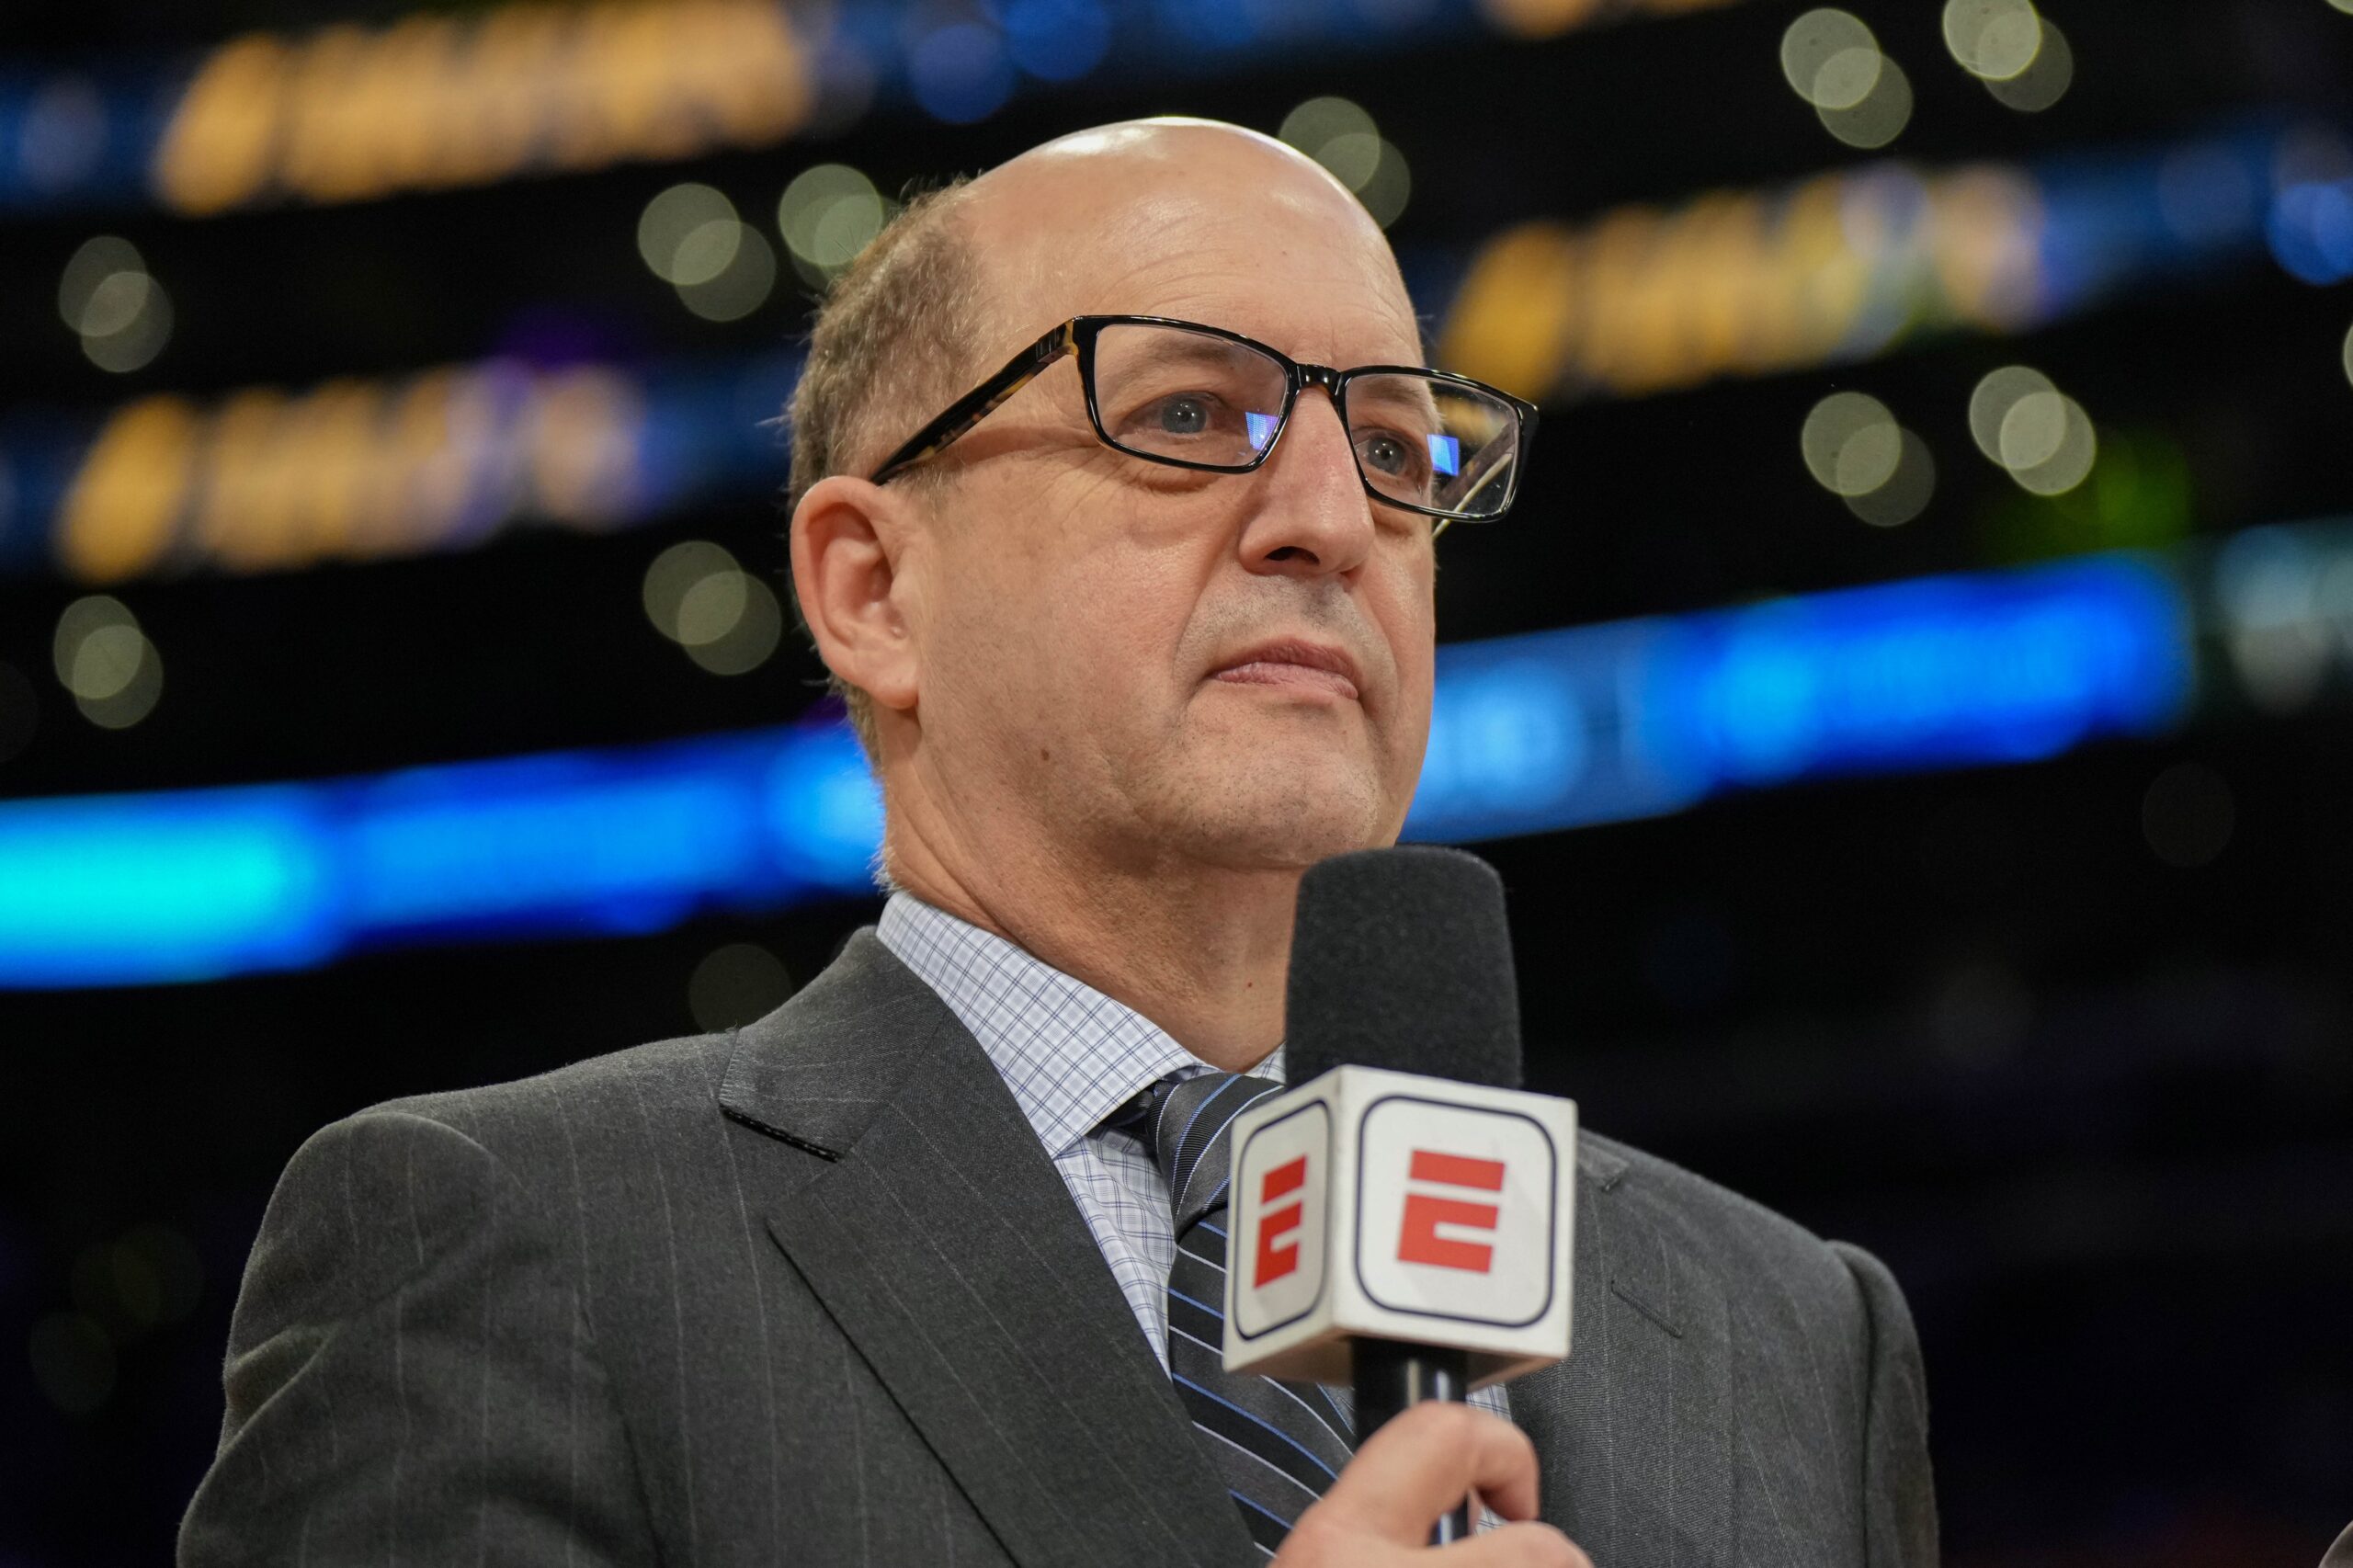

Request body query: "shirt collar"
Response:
[876, 892, 1286, 1159]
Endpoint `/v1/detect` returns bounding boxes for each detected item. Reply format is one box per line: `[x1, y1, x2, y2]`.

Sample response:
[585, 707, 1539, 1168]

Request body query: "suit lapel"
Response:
[720, 932, 1250, 1568]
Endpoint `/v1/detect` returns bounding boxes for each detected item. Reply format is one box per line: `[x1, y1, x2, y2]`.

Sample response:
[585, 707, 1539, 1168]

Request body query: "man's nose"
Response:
[1237, 389, 1376, 578]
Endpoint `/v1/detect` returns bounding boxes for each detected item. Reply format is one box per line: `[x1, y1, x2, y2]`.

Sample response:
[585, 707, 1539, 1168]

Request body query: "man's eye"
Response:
[1152, 393, 1215, 435]
[1360, 430, 1420, 478]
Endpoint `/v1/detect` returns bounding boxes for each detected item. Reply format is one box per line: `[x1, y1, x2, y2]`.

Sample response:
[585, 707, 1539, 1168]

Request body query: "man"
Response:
[181, 120, 1937, 1566]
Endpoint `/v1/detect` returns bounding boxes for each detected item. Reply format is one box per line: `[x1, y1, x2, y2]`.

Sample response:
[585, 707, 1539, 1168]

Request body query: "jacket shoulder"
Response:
[1583, 1129, 1878, 1310]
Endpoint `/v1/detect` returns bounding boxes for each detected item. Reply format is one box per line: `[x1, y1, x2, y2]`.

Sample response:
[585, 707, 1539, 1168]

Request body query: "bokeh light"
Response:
[2342, 319, 2353, 388]
[2002, 392, 2097, 494]
[637, 184, 739, 284]
[1970, 365, 2055, 459]
[1780, 11, 1882, 110]
[642, 540, 782, 676]
[1818, 55, 1913, 149]
[1802, 392, 1936, 525]
[1278, 97, 1411, 228]
[676, 223, 776, 322]
[1943, 0, 2045, 81]
[779, 165, 887, 284]
[1846, 430, 1938, 527]
[2142, 762, 2234, 868]
[59, 234, 171, 373]
[52, 595, 162, 728]
[688, 941, 797, 1030]
[1802, 391, 1900, 494]
[1970, 365, 2097, 495]
[1984, 18, 2072, 111]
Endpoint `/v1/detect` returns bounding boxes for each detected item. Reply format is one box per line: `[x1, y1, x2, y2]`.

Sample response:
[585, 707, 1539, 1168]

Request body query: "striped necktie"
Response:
[1113, 1073, 1358, 1557]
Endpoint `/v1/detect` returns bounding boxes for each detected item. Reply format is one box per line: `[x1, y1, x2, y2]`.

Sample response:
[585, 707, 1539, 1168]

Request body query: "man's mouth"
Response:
[1209, 640, 1363, 701]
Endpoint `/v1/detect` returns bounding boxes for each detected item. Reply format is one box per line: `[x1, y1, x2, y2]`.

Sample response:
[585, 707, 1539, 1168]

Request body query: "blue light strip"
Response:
[0, 551, 2192, 989]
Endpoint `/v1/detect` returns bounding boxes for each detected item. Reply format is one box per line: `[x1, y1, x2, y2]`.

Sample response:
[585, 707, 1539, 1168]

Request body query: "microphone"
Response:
[1222, 846, 1578, 1544]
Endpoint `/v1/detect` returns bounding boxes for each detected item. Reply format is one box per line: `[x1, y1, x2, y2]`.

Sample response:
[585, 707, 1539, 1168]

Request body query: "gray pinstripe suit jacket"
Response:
[179, 929, 1938, 1567]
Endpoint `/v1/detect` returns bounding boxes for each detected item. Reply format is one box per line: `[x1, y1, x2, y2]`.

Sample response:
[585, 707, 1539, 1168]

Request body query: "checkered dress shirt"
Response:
[877, 893, 1511, 1431]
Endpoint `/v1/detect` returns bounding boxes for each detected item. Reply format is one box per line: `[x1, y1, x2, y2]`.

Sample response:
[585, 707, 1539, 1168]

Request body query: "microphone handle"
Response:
[1352, 1339, 1475, 1544]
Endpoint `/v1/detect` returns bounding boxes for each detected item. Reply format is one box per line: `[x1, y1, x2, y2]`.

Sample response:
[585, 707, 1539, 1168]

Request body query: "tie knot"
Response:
[1110, 1072, 1286, 1235]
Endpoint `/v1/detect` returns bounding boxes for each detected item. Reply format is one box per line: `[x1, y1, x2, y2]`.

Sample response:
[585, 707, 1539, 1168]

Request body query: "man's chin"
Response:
[1157, 764, 1401, 869]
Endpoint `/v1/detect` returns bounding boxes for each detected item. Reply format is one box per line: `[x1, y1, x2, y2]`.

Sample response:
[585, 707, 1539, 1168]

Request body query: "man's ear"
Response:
[790, 474, 924, 718]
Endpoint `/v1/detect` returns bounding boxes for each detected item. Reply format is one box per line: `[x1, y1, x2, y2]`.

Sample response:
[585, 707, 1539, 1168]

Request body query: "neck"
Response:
[883, 804, 1298, 1074]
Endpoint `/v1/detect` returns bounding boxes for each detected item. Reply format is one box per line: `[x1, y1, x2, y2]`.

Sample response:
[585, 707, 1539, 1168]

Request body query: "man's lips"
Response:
[1209, 640, 1363, 701]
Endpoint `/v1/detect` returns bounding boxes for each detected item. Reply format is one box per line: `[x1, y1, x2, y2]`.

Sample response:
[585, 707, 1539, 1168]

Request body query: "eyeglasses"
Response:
[867, 314, 1540, 529]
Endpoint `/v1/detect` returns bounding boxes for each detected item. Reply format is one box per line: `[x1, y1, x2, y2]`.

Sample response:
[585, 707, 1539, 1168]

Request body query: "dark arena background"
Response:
[4, 0, 2352, 1561]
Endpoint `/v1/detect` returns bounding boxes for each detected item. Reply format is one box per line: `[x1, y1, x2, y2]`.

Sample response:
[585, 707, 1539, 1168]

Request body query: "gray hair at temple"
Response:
[782, 178, 984, 757]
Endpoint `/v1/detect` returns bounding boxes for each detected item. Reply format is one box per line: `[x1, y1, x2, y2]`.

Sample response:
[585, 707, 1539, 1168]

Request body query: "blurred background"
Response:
[2, 0, 2350, 1561]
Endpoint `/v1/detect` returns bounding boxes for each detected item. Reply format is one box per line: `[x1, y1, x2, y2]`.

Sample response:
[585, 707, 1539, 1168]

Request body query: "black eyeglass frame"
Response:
[864, 313, 1540, 527]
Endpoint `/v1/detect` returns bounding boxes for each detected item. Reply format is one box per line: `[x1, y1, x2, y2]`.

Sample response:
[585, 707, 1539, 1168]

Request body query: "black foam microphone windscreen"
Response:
[1285, 846, 1523, 1091]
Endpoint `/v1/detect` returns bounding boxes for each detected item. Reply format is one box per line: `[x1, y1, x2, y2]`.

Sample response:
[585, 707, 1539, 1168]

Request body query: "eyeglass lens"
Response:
[1089, 322, 1520, 519]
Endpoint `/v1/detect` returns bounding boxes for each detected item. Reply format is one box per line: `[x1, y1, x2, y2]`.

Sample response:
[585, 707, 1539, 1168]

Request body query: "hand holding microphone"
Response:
[1274, 1402, 1590, 1567]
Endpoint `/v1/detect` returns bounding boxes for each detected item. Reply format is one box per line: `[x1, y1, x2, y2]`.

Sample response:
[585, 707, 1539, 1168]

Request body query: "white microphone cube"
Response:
[1221, 1064, 1577, 1388]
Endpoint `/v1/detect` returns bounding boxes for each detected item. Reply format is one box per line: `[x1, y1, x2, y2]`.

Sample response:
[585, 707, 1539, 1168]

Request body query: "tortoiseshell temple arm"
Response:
[868, 319, 1081, 486]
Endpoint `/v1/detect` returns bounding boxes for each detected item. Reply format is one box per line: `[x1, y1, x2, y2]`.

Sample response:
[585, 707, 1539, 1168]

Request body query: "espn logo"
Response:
[1253, 1155, 1309, 1288]
[1395, 1150, 1506, 1274]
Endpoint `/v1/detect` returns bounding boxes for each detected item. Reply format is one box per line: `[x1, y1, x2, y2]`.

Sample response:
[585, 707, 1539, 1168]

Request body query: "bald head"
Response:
[950, 119, 1411, 352]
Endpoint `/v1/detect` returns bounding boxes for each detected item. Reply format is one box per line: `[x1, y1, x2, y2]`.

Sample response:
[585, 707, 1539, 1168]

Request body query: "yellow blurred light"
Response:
[1781, 11, 1880, 108]
[638, 183, 738, 283]
[1984, 18, 2072, 111]
[642, 540, 740, 642]
[1817, 55, 1913, 148]
[677, 224, 778, 322]
[1435, 223, 1579, 403]
[2331, 0, 2353, 14]
[152, 35, 287, 214]
[56, 396, 199, 583]
[779, 164, 884, 276]
[153, 1, 812, 215]
[1943, 0, 2044, 80]
[2341, 320, 2353, 388]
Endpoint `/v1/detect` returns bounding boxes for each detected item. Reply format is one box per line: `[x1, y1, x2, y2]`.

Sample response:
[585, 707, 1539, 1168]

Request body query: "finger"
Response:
[1318, 1403, 1541, 1540]
[1434, 1521, 1592, 1568]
